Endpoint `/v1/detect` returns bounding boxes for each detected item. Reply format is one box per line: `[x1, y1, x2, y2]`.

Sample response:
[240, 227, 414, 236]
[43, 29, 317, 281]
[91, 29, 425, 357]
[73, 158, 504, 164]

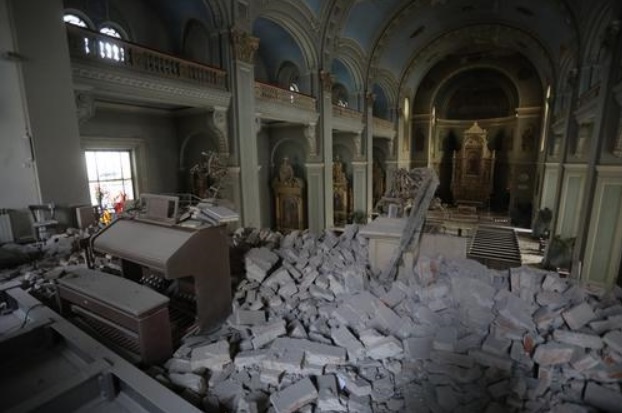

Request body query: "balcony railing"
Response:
[254, 82, 316, 111]
[373, 117, 395, 131]
[332, 104, 363, 121]
[577, 84, 600, 108]
[66, 25, 227, 90]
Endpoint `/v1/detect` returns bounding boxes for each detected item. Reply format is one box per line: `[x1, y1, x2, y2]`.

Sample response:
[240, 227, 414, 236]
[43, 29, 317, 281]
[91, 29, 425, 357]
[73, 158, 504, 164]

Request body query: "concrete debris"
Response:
[160, 226, 622, 412]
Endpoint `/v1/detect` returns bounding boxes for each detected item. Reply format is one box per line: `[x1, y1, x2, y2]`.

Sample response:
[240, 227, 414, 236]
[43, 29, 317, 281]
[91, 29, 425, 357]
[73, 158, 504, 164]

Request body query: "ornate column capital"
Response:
[230, 29, 259, 64]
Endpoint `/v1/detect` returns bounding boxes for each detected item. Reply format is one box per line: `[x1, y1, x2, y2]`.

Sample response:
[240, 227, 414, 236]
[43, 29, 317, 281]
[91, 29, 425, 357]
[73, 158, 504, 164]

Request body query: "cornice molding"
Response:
[72, 62, 232, 109]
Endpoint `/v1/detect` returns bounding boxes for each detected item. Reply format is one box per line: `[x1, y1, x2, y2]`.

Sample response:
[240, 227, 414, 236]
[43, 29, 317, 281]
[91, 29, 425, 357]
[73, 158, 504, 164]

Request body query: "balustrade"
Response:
[66, 25, 227, 90]
[254, 82, 316, 111]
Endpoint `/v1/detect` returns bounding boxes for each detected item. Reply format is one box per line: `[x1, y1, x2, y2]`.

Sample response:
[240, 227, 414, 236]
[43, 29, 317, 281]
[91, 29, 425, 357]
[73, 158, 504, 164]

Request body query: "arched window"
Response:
[332, 84, 349, 108]
[98, 25, 125, 62]
[63, 14, 87, 28]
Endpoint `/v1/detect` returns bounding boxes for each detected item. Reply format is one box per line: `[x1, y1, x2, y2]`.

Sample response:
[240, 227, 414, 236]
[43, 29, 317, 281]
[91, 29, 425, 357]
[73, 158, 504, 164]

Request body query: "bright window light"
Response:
[84, 150, 135, 209]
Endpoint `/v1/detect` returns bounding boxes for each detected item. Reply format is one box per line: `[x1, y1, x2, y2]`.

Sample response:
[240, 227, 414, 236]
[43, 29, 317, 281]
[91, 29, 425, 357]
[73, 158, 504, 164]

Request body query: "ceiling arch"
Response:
[401, 24, 555, 101]
[254, 1, 320, 71]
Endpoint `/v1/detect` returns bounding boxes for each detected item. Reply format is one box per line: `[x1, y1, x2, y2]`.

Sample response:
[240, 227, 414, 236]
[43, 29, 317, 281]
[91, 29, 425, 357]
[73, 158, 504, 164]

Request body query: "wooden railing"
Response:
[373, 117, 395, 130]
[332, 104, 363, 121]
[577, 84, 600, 107]
[66, 25, 227, 90]
[254, 82, 316, 111]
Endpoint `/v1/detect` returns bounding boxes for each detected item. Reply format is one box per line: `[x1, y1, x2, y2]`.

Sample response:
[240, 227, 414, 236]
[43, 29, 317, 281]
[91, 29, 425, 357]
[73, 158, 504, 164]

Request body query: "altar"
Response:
[451, 122, 495, 207]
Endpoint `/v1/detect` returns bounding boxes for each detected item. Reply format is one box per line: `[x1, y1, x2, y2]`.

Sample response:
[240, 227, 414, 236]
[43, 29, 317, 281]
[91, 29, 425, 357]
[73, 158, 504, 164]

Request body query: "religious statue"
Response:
[332, 155, 350, 226]
[372, 160, 386, 207]
[272, 156, 305, 231]
[278, 157, 295, 185]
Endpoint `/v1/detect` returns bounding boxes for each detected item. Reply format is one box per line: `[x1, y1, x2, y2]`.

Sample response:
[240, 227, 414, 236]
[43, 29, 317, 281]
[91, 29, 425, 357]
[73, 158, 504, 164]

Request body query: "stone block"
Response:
[469, 350, 512, 372]
[481, 335, 511, 356]
[403, 336, 433, 360]
[562, 303, 596, 330]
[169, 372, 206, 395]
[532, 343, 575, 366]
[430, 350, 475, 368]
[331, 325, 365, 361]
[433, 326, 458, 352]
[233, 310, 266, 326]
[553, 330, 603, 349]
[270, 377, 318, 413]
[251, 320, 287, 349]
[584, 382, 622, 413]
[317, 374, 346, 412]
[603, 330, 622, 354]
[191, 340, 231, 372]
[366, 336, 404, 360]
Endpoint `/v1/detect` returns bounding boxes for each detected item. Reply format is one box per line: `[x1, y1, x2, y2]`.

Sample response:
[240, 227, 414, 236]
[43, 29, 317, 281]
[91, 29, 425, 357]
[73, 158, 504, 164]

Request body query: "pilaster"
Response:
[305, 162, 325, 234]
[365, 93, 374, 218]
[320, 70, 334, 228]
[229, 28, 261, 227]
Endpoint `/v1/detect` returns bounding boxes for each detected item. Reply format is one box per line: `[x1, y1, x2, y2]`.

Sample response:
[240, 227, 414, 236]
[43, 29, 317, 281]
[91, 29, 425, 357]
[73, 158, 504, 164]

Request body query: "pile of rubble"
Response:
[161, 225, 622, 413]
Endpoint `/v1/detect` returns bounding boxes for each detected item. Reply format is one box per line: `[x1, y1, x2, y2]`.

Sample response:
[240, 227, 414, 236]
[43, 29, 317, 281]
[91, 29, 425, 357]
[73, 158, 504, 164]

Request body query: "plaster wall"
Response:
[12, 0, 89, 207]
[0, 0, 40, 208]
[80, 109, 178, 195]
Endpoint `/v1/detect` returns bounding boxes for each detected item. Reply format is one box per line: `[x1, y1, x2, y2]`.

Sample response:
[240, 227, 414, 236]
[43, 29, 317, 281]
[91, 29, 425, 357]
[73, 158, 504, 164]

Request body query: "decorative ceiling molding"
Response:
[72, 62, 232, 109]
[319, 0, 357, 68]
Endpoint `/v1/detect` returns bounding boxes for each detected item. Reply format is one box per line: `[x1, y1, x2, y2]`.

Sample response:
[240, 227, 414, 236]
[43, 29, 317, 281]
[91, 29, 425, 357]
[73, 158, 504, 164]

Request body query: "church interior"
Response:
[2, 0, 622, 411]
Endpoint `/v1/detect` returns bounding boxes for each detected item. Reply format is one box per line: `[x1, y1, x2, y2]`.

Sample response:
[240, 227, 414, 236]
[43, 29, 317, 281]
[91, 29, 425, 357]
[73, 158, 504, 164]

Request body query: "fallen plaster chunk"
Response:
[562, 302, 596, 330]
[533, 342, 576, 366]
[553, 329, 603, 349]
[269, 377, 318, 413]
[169, 373, 206, 395]
[190, 340, 231, 372]
[317, 374, 347, 412]
[584, 382, 622, 413]
[603, 330, 622, 354]
[251, 320, 287, 349]
[233, 309, 266, 326]
[331, 325, 365, 361]
[433, 326, 458, 352]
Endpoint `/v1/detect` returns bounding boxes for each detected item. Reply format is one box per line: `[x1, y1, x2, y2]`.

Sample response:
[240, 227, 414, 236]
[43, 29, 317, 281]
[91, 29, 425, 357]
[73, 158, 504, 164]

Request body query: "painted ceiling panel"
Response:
[331, 58, 355, 91]
[254, 18, 306, 82]
[367, 0, 574, 84]
[343, 0, 401, 51]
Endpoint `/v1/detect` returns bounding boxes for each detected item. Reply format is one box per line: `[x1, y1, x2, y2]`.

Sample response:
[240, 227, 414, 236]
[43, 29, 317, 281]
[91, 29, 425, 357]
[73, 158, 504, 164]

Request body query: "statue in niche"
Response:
[521, 125, 536, 152]
[332, 155, 350, 226]
[372, 160, 386, 207]
[272, 156, 305, 231]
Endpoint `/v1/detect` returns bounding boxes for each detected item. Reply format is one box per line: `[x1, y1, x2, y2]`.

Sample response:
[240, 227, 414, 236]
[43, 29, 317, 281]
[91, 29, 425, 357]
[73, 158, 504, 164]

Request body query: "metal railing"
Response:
[66, 25, 227, 90]
[254, 82, 316, 111]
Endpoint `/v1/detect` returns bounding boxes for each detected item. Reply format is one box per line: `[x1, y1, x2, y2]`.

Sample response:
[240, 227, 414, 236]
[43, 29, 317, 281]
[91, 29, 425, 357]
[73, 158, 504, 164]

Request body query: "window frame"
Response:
[81, 137, 147, 205]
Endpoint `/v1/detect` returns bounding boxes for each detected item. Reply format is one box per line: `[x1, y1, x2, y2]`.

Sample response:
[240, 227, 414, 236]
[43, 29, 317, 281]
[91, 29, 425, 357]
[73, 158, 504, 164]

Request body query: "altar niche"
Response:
[272, 156, 305, 232]
[451, 122, 496, 208]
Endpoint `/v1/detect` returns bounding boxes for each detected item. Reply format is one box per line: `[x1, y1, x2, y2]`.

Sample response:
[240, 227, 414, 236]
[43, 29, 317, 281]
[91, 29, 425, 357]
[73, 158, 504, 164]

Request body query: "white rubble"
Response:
[163, 226, 622, 412]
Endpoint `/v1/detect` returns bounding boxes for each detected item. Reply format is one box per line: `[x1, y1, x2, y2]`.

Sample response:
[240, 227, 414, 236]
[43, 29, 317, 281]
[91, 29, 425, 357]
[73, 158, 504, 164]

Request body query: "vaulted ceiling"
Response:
[142, 0, 613, 108]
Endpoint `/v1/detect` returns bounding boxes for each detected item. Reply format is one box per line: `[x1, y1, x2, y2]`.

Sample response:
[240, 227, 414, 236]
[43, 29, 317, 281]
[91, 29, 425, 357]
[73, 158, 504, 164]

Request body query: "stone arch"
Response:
[371, 68, 399, 112]
[578, 1, 614, 94]
[182, 19, 210, 64]
[254, 2, 319, 72]
[276, 61, 301, 90]
[333, 38, 366, 93]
